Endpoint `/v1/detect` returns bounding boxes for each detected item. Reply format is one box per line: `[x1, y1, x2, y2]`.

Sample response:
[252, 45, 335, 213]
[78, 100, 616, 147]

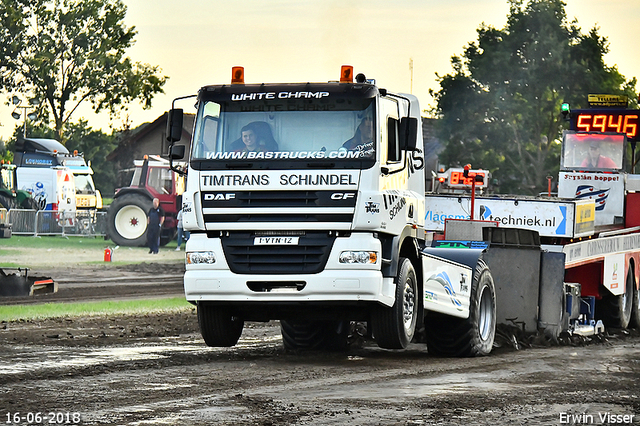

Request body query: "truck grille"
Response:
[202, 190, 356, 224]
[221, 231, 336, 274]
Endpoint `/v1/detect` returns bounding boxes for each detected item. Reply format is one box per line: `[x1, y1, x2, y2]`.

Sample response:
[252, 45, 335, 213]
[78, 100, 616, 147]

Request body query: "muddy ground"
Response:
[1, 245, 639, 425]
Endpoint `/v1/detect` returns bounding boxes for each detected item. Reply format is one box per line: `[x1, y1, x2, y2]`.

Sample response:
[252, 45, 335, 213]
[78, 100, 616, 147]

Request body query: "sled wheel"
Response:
[630, 270, 640, 329]
[197, 302, 244, 347]
[371, 257, 418, 349]
[598, 267, 634, 329]
[425, 259, 496, 357]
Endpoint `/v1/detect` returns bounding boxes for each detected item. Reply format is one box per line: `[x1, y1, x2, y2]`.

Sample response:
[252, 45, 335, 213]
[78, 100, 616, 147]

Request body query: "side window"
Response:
[387, 117, 400, 163]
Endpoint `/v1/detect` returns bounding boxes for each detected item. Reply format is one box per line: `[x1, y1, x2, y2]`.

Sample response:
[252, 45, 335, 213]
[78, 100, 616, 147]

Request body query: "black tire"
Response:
[20, 197, 40, 210]
[425, 259, 496, 357]
[630, 271, 640, 329]
[0, 193, 16, 210]
[160, 228, 177, 247]
[597, 267, 634, 329]
[280, 320, 349, 352]
[371, 257, 418, 349]
[197, 302, 244, 347]
[0, 274, 31, 297]
[106, 194, 153, 246]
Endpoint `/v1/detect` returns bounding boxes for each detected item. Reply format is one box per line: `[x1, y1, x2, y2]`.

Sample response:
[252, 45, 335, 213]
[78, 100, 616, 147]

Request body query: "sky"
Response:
[1, 0, 639, 142]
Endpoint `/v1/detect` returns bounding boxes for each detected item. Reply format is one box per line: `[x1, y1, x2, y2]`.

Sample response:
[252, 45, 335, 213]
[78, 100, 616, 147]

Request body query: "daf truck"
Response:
[166, 67, 637, 356]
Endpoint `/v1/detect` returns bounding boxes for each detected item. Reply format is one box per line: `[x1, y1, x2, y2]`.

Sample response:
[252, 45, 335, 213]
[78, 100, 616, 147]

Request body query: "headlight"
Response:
[186, 251, 216, 264]
[339, 251, 377, 264]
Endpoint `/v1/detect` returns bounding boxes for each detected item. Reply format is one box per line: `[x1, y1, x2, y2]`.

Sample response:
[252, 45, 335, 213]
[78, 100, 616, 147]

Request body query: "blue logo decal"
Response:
[575, 185, 609, 211]
[480, 205, 491, 220]
[425, 271, 463, 311]
[556, 205, 567, 235]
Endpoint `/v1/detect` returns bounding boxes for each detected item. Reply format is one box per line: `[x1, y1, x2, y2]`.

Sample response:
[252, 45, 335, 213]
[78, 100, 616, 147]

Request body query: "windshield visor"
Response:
[562, 132, 625, 171]
[190, 96, 375, 169]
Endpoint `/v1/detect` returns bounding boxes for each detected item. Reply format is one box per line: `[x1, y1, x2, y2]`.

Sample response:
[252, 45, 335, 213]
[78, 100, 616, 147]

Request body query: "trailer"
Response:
[165, 68, 638, 355]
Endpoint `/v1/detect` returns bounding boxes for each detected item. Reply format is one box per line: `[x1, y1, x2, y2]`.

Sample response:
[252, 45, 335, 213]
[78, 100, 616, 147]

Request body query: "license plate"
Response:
[254, 236, 299, 245]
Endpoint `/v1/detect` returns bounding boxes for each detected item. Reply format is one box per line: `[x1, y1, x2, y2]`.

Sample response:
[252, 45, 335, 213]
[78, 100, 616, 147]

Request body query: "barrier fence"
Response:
[6, 209, 108, 237]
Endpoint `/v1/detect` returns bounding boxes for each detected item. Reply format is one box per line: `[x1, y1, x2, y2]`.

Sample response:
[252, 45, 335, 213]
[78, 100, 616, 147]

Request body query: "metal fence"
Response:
[7, 209, 108, 237]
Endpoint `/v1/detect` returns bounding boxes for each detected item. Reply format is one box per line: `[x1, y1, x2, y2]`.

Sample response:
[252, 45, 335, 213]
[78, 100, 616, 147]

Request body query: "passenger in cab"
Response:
[229, 121, 278, 153]
[341, 115, 374, 157]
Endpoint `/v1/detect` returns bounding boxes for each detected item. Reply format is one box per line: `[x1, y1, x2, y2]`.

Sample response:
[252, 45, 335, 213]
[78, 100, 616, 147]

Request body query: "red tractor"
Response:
[107, 155, 185, 247]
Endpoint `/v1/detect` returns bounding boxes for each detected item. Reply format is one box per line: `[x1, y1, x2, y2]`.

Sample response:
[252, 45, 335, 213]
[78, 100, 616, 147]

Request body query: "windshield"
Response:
[190, 96, 375, 168]
[73, 174, 96, 194]
[1, 167, 15, 191]
[562, 132, 625, 171]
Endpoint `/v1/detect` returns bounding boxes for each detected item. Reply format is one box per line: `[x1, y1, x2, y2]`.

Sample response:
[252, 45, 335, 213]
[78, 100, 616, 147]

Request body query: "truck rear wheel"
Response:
[280, 320, 348, 351]
[425, 260, 496, 357]
[197, 302, 244, 347]
[107, 194, 152, 246]
[598, 268, 634, 329]
[371, 257, 418, 349]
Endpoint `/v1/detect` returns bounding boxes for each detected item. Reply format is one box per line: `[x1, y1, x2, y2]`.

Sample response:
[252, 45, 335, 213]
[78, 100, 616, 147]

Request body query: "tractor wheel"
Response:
[425, 259, 496, 357]
[160, 227, 177, 247]
[597, 267, 634, 329]
[280, 320, 349, 352]
[20, 197, 39, 211]
[107, 194, 152, 246]
[0, 193, 16, 210]
[371, 257, 418, 349]
[197, 302, 244, 347]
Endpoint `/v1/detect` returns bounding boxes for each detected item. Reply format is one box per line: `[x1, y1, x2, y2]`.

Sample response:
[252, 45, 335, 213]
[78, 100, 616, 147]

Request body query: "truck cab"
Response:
[168, 67, 427, 350]
[13, 137, 102, 213]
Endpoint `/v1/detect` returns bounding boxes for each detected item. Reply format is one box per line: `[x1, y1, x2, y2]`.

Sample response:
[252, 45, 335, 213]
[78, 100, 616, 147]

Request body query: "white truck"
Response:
[14, 137, 102, 214]
[166, 68, 639, 355]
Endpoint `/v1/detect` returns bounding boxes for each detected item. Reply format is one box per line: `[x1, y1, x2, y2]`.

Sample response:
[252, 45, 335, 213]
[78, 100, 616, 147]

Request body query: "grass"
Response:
[0, 297, 193, 322]
[0, 234, 114, 249]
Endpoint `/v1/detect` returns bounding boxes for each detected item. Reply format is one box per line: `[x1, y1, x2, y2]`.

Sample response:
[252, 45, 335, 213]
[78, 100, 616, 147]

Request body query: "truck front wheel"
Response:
[197, 302, 244, 347]
[371, 257, 418, 349]
[425, 260, 496, 357]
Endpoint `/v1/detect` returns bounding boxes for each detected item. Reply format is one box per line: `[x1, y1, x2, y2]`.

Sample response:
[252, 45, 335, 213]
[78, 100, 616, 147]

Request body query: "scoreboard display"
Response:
[570, 109, 639, 142]
[439, 168, 489, 189]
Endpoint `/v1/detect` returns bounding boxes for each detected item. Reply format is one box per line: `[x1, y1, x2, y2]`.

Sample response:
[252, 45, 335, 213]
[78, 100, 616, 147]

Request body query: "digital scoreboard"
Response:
[438, 168, 489, 189]
[570, 109, 639, 142]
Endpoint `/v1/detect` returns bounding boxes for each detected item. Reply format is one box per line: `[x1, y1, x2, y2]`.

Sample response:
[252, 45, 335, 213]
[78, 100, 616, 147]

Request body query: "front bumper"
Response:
[183, 232, 395, 307]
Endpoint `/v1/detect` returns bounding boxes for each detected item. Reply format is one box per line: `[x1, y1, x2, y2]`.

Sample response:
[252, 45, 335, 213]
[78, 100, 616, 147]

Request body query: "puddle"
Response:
[297, 371, 523, 400]
[0, 344, 206, 375]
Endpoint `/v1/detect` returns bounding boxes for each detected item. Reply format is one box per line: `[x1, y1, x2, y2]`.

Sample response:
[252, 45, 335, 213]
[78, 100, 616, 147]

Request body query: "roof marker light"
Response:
[231, 66, 245, 84]
[340, 65, 353, 83]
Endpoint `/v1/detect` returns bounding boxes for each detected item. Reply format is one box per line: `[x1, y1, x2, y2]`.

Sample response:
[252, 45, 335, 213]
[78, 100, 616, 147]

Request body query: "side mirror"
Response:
[166, 108, 184, 142]
[170, 144, 186, 160]
[399, 117, 419, 151]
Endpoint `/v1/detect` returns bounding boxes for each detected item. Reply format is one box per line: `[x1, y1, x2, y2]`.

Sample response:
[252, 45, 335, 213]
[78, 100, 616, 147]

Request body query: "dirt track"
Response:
[1, 245, 639, 425]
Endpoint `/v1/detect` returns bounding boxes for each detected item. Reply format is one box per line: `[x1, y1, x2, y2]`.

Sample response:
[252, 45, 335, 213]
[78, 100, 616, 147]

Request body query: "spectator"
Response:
[175, 208, 189, 251]
[147, 198, 165, 254]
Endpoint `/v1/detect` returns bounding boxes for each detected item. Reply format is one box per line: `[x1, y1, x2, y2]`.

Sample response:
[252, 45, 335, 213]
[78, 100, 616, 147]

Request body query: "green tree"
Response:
[430, 0, 637, 194]
[0, 0, 167, 141]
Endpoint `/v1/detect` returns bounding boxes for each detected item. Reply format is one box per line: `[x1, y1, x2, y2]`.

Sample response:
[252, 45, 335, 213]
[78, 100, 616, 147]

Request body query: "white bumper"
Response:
[183, 233, 395, 307]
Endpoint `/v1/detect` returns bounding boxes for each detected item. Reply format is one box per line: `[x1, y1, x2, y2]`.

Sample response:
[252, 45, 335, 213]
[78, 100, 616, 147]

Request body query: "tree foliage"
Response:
[431, 0, 637, 194]
[0, 0, 167, 141]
